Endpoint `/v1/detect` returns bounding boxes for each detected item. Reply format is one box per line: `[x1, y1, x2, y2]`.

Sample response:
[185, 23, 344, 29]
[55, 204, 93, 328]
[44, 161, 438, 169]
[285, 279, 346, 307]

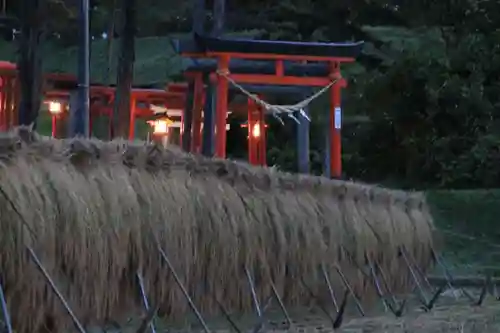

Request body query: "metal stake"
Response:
[375, 263, 399, 306]
[321, 265, 339, 312]
[136, 304, 160, 333]
[404, 249, 433, 291]
[245, 267, 262, 317]
[373, 262, 408, 317]
[27, 247, 87, 333]
[156, 245, 211, 333]
[0, 279, 12, 333]
[301, 277, 337, 323]
[367, 260, 389, 312]
[400, 248, 429, 304]
[136, 271, 156, 333]
[0, 186, 84, 332]
[251, 297, 273, 333]
[269, 281, 293, 328]
[334, 266, 365, 316]
[433, 251, 465, 300]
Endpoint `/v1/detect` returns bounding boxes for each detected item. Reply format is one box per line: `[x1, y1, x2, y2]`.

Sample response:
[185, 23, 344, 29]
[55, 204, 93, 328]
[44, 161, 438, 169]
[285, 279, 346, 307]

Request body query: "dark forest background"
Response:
[2, 0, 500, 189]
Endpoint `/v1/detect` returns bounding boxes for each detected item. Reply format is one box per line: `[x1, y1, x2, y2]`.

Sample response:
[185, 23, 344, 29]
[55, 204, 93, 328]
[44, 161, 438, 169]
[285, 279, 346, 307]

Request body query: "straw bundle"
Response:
[0, 129, 436, 332]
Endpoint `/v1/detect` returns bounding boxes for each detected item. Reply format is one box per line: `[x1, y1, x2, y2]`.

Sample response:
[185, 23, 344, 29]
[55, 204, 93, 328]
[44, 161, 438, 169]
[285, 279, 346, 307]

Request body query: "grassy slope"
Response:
[45, 36, 184, 86]
[427, 190, 500, 274]
[0, 37, 184, 87]
[0, 31, 265, 87]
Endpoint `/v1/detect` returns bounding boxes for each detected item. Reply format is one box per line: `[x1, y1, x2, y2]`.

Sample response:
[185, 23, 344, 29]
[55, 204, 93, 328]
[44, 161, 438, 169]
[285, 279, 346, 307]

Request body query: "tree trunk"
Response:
[212, 0, 225, 36]
[112, 0, 136, 139]
[192, 0, 205, 34]
[105, 0, 118, 87]
[103, 0, 118, 139]
[17, 0, 45, 128]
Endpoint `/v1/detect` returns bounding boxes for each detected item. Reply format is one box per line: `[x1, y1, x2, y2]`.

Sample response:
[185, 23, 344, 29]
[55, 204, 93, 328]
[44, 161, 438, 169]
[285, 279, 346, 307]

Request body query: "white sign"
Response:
[334, 107, 342, 129]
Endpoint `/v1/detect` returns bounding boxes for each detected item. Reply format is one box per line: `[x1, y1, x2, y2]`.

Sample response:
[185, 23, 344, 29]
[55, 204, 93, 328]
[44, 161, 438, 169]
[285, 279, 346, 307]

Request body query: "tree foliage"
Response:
[345, 1, 500, 188]
[228, 0, 500, 189]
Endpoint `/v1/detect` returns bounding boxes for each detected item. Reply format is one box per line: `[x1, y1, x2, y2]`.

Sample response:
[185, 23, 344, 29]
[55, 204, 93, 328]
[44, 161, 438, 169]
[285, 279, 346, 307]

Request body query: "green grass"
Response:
[44, 36, 184, 87]
[428, 190, 500, 239]
[427, 190, 500, 274]
[0, 37, 182, 86]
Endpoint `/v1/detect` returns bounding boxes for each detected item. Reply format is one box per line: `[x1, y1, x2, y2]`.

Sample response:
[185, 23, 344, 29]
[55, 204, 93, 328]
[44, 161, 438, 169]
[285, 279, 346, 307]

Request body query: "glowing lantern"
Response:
[147, 118, 173, 135]
[46, 100, 65, 138]
[153, 120, 168, 134]
[48, 101, 63, 115]
[252, 123, 260, 138]
[241, 122, 268, 139]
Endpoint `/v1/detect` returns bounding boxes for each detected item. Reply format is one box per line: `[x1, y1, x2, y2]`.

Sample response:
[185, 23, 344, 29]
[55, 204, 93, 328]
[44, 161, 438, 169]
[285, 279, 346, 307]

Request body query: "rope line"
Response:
[216, 70, 338, 124]
[440, 228, 500, 250]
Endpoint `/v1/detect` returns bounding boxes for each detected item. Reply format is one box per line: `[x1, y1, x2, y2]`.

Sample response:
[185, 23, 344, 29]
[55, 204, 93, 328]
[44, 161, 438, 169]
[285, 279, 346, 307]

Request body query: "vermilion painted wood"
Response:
[257, 98, 267, 166]
[329, 62, 342, 178]
[275, 60, 284, 76]
[247, 98, 257, 165]
[209, 73, 334, 87]
[128, 95, 137, 140]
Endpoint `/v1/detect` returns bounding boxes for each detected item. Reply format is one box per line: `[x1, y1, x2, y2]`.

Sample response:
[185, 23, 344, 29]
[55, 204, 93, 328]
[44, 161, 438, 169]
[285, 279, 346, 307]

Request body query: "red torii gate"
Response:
[242, 98, 267, 166]
[46, 86, 186, 139]
[176, 35, 363, 177]
[207, 57, 347, 175]
[0, 61, 78, 132]
[0, 61, 17, 131]
[0, 60, 187, 140]
[167, 81, 262, 160]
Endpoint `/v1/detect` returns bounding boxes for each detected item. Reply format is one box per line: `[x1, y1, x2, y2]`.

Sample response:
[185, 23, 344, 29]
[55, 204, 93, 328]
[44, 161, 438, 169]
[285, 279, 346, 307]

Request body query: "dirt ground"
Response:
[100, 294, 500, 333]
[255, 300, 500, 333]
[330, 302, 500, 333]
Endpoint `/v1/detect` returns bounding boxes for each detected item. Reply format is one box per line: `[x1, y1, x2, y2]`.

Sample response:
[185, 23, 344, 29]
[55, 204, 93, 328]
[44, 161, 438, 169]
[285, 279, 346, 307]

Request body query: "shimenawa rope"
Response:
[216, 70, 338, 124]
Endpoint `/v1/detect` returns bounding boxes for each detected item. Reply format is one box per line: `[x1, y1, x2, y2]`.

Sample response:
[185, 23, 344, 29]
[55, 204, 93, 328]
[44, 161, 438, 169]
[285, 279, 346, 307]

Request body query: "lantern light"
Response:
[252, 123, 260, 138]
[48, 101, 63, 115]
[147, 118, 172, 135]
[241, 122, 268, 138]
[154, 120, 168, 134]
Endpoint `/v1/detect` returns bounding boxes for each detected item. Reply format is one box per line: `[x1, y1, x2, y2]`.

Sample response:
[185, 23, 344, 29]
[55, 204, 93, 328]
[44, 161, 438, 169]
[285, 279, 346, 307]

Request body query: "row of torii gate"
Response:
[0, 34, 363, 177]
